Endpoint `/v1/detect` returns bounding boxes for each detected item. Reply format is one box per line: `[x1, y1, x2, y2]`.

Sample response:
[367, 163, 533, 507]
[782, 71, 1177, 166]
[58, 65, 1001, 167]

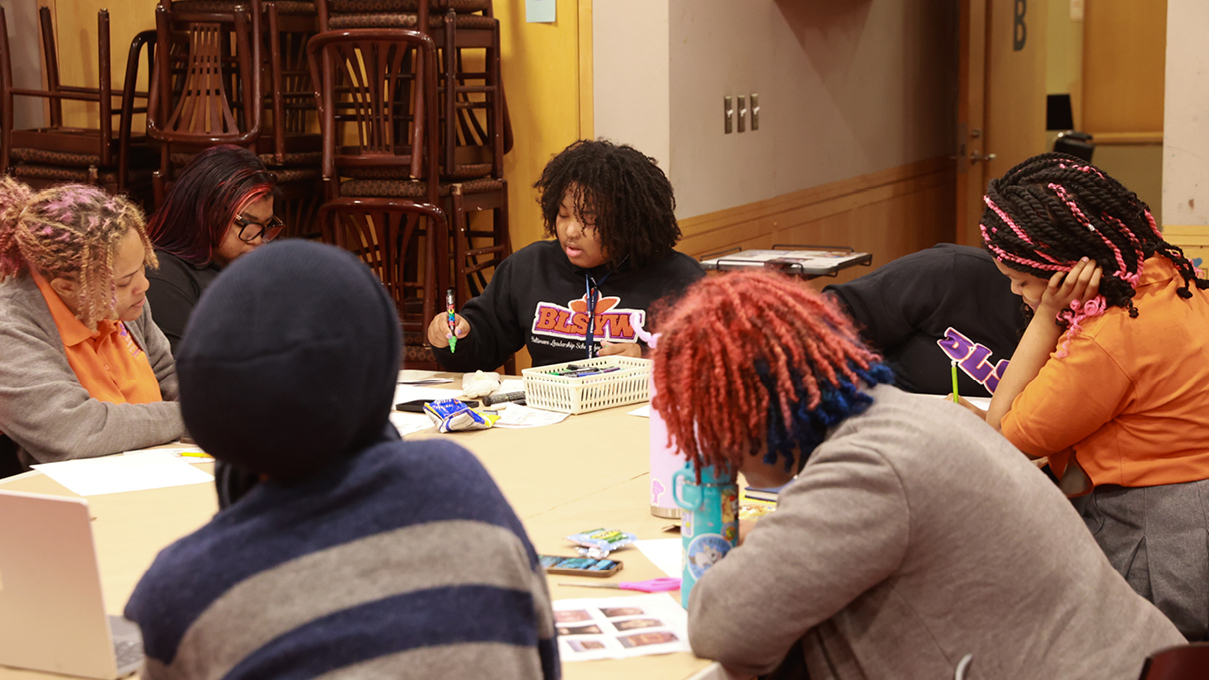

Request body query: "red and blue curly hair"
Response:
[651, 271, 893, 475]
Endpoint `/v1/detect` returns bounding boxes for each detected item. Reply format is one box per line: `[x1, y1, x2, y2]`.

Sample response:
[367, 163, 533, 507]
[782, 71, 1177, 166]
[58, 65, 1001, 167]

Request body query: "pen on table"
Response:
[177, 451, 213, 459]
[446, 288, 458, 354]
[951, 359, 960, 404]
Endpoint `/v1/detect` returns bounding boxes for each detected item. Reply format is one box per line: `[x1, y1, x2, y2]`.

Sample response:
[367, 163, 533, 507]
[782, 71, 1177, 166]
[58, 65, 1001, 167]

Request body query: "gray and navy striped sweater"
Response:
[125, 439, 559, 679]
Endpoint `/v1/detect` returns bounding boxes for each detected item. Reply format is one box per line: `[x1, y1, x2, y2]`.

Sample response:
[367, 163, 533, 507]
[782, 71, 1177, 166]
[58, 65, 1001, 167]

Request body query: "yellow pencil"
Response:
[178, 451, 213, 459]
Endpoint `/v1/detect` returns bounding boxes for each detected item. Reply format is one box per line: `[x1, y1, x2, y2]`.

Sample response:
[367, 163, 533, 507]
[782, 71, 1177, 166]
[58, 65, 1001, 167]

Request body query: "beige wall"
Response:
[591, 0, 670, 171]
[0, 0, 44, 129]
[1163, 0, 1209, 226]
[1046, 0, 1083, 127]
[665, 0, 957, 220]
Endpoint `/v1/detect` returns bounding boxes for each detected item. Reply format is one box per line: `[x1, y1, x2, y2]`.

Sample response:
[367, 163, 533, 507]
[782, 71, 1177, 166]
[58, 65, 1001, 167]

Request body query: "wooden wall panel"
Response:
[678, 156, 957, 288]
[1083, 0, 1166, 134]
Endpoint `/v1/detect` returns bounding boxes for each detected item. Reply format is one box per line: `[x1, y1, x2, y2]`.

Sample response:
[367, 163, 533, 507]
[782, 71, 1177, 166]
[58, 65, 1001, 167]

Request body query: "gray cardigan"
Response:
[688, 385, 1183, 680]
[0, 276, 183, 468]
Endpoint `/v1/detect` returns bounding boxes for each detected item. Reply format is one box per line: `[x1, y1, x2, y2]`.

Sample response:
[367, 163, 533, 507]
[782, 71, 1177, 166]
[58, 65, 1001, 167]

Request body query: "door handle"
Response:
[970, 152, 997, 162]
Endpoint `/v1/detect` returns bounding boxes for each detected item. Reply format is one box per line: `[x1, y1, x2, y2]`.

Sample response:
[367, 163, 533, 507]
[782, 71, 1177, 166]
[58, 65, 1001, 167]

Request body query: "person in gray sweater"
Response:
[650, 271, 1184, 680]
[0, 178, 182, 470]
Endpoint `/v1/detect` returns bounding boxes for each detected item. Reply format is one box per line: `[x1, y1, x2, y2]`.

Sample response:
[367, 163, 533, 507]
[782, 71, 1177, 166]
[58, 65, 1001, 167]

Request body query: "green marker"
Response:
[446, 288, 458, 354]
[951, 359, 960, 404]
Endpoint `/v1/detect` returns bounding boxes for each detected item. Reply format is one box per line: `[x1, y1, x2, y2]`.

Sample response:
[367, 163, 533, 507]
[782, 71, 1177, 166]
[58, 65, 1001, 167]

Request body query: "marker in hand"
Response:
[446, 288, 458, 354]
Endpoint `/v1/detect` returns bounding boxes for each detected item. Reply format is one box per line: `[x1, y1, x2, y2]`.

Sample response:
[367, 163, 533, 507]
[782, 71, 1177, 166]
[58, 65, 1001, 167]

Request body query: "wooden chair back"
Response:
[318, 196, 441, 338]
[148, 1, 262, 147]
[305, 28, 439, 203]
[0, 8, 155, 193]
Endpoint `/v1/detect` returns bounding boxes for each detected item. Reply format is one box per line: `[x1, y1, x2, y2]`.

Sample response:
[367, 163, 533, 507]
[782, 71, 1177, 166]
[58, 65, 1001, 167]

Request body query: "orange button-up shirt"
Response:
[1002, 257, 1209, 489]
[34, 274, 163, 405]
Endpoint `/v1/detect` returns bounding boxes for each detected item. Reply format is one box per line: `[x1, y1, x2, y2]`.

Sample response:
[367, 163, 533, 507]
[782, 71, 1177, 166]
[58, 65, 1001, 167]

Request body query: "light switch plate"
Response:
[737, 95, 747, 133]
[750, 93, 759, 131]
[724, 95, 734, 134]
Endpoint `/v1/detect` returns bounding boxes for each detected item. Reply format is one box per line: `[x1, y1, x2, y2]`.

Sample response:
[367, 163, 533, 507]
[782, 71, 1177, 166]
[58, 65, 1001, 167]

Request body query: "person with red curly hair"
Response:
[0, 177, 182, 471]
[652, 271, 1181, 680]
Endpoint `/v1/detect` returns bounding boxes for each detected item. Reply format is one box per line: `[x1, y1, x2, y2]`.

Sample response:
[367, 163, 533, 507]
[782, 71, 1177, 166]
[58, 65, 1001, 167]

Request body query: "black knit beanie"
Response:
[176, 240, 400, 482]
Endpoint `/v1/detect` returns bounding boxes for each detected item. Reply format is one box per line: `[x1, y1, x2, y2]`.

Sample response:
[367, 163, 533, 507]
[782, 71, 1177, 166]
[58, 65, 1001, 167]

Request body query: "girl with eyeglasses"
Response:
[0, 177, 183, 469]
[145, 145, 283, 353]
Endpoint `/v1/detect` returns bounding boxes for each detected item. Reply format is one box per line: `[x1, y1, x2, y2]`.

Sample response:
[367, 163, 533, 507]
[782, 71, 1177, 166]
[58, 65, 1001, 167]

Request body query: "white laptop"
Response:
[0, 490, 143, 678]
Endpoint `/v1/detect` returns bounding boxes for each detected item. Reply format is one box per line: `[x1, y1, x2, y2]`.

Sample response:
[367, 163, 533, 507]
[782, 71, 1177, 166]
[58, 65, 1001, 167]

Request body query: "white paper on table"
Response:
[627, 404, 651, 418]
[634, 538, 682, 578]
[553, 593, 691, 661]
[964, 396, 991, 411]
[492, 404, 569, 428]
[499, 379, 525, 393]
[389, 411, 435, 437]
[32, 454, 214, 496]
[393, 385, 459, 405]
[398, 369, 453, 385]
[121, 446, 210, 463]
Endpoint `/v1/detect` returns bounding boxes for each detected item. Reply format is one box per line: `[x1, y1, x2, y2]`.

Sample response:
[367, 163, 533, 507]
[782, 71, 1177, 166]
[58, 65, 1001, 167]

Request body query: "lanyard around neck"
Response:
[584, 271, 612, 359]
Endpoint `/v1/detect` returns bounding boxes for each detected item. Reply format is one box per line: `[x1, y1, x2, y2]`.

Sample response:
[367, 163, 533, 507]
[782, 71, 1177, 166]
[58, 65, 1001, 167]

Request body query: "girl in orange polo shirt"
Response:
[0, 177, 182, 470]
[981, 153, 1209, 640]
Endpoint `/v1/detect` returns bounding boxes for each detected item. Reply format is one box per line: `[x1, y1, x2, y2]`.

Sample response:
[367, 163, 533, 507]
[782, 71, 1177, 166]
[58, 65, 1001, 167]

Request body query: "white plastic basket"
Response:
[521, 356, 652, 415]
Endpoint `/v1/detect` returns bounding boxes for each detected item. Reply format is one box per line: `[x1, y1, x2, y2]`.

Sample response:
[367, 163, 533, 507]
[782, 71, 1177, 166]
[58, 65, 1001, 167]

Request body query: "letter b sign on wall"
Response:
[1013, 0, 1027, 51]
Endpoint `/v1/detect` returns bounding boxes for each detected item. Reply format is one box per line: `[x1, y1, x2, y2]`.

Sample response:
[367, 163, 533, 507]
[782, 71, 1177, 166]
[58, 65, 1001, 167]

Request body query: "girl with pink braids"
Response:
[0, 177, 182, 472]
[980, 152, 1209, 640]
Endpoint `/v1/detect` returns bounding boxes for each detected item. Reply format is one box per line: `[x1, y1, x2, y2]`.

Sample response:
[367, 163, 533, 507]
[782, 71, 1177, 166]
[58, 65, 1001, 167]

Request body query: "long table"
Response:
[0, 387, 729, 680]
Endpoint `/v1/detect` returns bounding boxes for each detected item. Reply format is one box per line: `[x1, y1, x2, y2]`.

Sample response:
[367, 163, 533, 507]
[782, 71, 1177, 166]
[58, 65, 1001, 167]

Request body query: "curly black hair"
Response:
[982, 152, 1208, 319]
[534, 139, 681, 269]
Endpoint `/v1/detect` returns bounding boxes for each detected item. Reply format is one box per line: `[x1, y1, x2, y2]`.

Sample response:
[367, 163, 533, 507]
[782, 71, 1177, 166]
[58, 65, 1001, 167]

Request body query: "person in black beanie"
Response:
[123, 241, 559, 680]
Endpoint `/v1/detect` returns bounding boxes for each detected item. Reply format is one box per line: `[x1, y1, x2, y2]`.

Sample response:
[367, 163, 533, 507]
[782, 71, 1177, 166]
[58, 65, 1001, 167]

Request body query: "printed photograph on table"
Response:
[567, 639, 606, 652]
[613, 618, 664, 631]
[552, 594, 692, 661]
[558, 624, 603, 636]
[600, 607, 645, 618]
[554, 610, 593, 623]
[618, 631, 681, 648]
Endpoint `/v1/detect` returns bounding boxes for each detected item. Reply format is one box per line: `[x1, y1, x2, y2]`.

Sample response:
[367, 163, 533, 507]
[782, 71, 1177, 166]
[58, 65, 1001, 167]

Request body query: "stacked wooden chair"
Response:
[315, 0, 510, 305]
[307, 29, 445, 367]
[148, 0, 324, 237]
[0, 7, 158, 204]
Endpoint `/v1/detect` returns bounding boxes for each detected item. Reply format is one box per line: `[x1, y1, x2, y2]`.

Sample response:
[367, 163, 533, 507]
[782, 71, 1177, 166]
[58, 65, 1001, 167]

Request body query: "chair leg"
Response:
[450, 183, 469, 305]
[152, 170, 166, 208]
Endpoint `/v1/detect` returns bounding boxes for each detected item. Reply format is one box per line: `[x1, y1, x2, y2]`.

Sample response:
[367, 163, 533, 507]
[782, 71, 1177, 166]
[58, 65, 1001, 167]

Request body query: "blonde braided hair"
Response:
[0, 177, 156, 329]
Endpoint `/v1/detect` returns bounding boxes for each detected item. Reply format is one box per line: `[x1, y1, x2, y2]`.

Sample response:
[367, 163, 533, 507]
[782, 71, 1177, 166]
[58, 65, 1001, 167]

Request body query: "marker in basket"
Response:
[951, 359, 960, 404]
[554, 366, 621, 378]
[482, 391, 526, 406]
[445, 288, 458, 354]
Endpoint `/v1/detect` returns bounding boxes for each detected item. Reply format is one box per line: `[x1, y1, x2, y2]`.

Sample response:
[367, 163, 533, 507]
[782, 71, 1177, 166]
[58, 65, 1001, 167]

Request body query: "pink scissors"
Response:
[559, 577, 682, 593]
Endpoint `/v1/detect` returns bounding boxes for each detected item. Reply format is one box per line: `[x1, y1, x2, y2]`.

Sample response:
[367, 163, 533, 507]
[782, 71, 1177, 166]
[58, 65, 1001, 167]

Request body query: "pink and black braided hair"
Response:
[0, 177, 155, 330]
[981, 152, 1207, 342]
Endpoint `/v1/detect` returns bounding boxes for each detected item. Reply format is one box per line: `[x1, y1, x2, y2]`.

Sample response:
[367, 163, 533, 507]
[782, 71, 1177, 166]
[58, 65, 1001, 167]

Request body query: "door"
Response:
[955, 0, 1049, 246]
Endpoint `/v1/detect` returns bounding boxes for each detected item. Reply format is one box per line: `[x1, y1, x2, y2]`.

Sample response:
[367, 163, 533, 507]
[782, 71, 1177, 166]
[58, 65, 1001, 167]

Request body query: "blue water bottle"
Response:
[673, 462, 738, 608]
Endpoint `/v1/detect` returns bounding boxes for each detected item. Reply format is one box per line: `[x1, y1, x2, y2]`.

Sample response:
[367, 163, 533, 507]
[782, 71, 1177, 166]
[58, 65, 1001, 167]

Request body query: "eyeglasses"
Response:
[233, 213, 285, 243]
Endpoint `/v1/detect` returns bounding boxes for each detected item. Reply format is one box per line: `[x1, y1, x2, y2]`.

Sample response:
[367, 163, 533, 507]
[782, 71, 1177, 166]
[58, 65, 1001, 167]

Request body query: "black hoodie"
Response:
[434, 239, 705, 370]
[825, 244, 1026, 396]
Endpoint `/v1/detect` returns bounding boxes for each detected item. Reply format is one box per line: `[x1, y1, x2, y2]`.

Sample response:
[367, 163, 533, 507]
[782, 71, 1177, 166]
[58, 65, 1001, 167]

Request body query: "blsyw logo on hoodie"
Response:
[531, 294, 643, 344]
[937, 326, 1008, 394]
